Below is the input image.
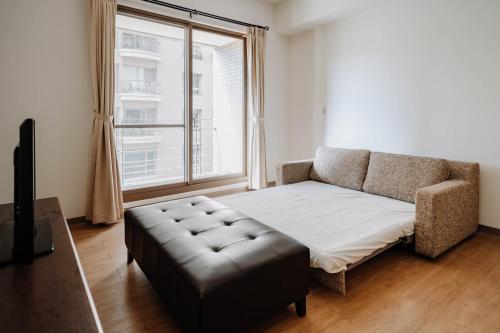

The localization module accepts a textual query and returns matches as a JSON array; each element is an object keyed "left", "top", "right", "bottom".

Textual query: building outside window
[
  {"left": 122, "top": 65, "right": 158, "bottom": 95},
  {"left": 193, "top": 108, "right": 203, "bottom": 175},
  {"left": 193, "top": 45, "right": 203, "bottom": 60},
  {"left": 192, "top": 73, "right": 202, "bottom": 96},
  {"left": 123, "top": 149, "right": 157, "bottom": 181},
  {"left": 121, "top": 32, "right": 159, "bottom": 53},
  {"left": 124, "top": 108, "right": 157, "bottom": 124}
]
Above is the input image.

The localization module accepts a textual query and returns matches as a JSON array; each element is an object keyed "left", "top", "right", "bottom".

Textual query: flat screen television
[
  {"left": 12, "top": 119, "right": 36, "bottom": 263},
  {"left": 0, "top": 119, "right": 53, "bottom": 264}
]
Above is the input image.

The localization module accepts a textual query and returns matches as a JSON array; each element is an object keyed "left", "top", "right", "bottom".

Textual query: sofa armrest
[
  {"left": 276, "top": 160, "right": 314, "bottom": 186},
  {"left": 415, "top": 179, "right": 479, "bottom": 258}
]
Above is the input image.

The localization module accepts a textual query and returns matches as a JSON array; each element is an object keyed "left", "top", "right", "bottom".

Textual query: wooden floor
[{"left": 70, "top": 221, "right": 500, "bottom": 333}]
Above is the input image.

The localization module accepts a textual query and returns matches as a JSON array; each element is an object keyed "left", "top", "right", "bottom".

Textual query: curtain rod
[{"left": 139, "top": 0, "right": 270, "bottom": 30}]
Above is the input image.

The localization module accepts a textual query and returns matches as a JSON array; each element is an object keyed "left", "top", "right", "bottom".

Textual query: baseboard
[
  {"left": 67, "top": 216, "right": 89, "bottom": 226},
  {"left": 71, "top": 181, "right": 276, "bottom": 225},
  {"left": 478, "top": 225, "right": 500, "bottom": 236}
]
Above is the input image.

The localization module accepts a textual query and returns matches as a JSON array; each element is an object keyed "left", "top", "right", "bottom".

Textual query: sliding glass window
[
  {"left": 191, "top": 29, "right": 245, "bottom": 180},
  {"left": 114, "top": 10, "right": 246, "bottom": 192}
]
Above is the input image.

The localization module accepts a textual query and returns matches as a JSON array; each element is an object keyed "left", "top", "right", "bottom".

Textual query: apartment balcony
[
  {"left": 122, "top": 33, "right": 159, "bottom": 52},
  {"left": 119, "top": 80, "right": 162, "bottom": 102},
  {"left": 118, "top": 33, "right": 162, "bottom": 62},
  {"left": 116, "top": 127, "right": 163, "bottom": 144},
  {"left": 120, "top": 127, "right": 157, "bottom": 137},
  {"left": 121, "top": 80, "right": 160, "bottom": 94}
]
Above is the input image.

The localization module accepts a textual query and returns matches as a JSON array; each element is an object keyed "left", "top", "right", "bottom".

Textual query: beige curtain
[
  {"left": 247, "top": 27, "right": 268, "bottom": 190},
  {"left": 86, "top": 0, "right": 123, "bottom": 224}
]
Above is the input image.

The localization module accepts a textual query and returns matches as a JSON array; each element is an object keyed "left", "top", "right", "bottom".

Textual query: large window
[{"left": 115, "top": 9, "right": 246, "bottom": 193}]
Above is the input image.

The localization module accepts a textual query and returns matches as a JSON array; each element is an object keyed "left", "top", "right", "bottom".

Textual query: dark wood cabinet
[{"left": 0, "top": 197, "right": 102, "bottom": 332}]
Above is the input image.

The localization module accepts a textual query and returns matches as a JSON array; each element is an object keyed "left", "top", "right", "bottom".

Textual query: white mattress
[{"left": 218, "top": 181, "right": 415, "bottom": 273}]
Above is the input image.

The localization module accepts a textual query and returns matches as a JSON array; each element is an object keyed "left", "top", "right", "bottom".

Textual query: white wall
[
  {"left": 275, "top": 0, "right": 393, "bottom": 35},
  {"left": 287, "top": 28, "right": 326, "bottom": 160},
  {"left": 0, "top": 0, "right": 288, "bottom": 219},
  {"left": 287, "top": 0, "right": 500, "bottom": 228},
  {"left": 0, "top": 0, "right": 92, "bottom": 219}
]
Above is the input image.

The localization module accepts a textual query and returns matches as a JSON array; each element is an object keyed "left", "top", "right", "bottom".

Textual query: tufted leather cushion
[
  {"left": 309, "top": 146, "right": 371, "bottom": 190},
  {"left": 362, "top": 152, "right": 450, "bottom": 203},
  {"left": 125, "top": 196, "right": 310, "bottom": 333}
]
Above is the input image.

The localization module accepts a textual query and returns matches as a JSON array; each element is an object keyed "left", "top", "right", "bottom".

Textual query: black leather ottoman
[{"left": 125, "top": 195, "right": 309, "bottom": 333}]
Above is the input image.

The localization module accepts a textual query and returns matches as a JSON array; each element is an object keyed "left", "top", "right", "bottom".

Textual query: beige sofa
[{"left": 276, "top": 147, "right": 479, "bottom": 293}]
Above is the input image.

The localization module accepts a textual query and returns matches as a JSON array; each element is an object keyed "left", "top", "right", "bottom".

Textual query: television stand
[
  {"left": 0, "top": 216, "right": 54, "bottom": 264},
  {"left": 0, "top": 197, "right": 102, "bottom": 332}
]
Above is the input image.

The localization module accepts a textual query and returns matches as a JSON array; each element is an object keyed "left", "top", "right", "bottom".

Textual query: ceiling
[{"left": 270, "top": 0, "right": 396, "bottom": 35}]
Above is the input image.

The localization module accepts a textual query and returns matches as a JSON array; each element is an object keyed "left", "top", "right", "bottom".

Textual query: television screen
[
  {"left": 13, "top": 119, "right": 35, "bottom": 263},
  {"left": 0, "top": 119, "right": 52, "bottom": 264}
]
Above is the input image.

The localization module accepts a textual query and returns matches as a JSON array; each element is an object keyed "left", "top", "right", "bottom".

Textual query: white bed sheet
[{"left": 218, "top": 181, "right": 415, "bottom": 273}]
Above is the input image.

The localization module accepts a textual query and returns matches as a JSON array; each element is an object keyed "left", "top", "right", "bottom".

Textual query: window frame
[{"left": 116, "top": 5, "right": 248, "bottom": 202}]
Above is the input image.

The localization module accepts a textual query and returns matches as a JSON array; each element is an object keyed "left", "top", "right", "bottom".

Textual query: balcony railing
[
  {"left": 121, "top": 80, "right": 160, "bottom": 95},
  {"left": 121, "top": 33, "right": 160, "bottom": 53},
  {"left": 119, "top": 128, "right": 158, "bottom": 137}
]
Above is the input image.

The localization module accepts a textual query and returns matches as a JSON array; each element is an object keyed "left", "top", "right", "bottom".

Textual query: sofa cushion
[
  {"left": 309, "top": 147, "right": 371, "bottom": 191},
  {"left": 362, "top": 152, "right": 449, "bottom": 203}
]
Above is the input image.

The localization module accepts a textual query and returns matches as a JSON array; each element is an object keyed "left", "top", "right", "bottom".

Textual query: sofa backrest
[
  {"left": 447, "top": 160, "right": 480, "bottom": 185},
  {"left": 309, "top": 146, "right": 371, "bottom": 191},
  {"left": 362, "top": 152, "right": 449, "bottom": 203}
]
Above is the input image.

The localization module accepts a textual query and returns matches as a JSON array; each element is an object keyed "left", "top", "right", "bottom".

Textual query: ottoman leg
[
  {"left": 295, "top": 297, "right": 306, "bottom": 317},
  {"left": 127, "top": 251, "right": 134, "bottom": 264}
]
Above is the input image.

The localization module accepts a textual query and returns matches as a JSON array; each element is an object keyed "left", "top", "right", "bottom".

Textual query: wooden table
[{"left": 0, "top": 197, "right": 102, "bottom": 332}]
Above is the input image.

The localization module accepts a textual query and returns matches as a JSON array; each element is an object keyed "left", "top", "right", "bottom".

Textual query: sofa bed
[{"left": 218, "top": 147, "right": 480, "bottom": 294}]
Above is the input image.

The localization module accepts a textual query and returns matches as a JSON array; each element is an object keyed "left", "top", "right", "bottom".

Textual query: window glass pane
[
  {"left": 192, "top": 30, "right": 244, "bottom": 179},
  {"left": 115, "top": 14, "right": 187, "bottom": 189},
  {"left": 115, "top": 14, "right": 246, "bottom": 190}
]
